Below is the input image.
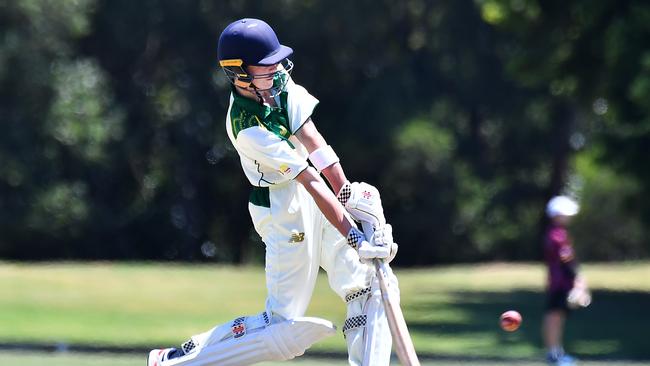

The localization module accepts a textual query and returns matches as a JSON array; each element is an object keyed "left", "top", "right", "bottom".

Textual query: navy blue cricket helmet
[{"left": 218, "top": 18, "right": 294, "bottom": 93}]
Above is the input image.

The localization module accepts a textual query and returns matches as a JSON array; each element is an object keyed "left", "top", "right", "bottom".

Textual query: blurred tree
[
  {"left": 0, "top": 0, "right": 648, "bottom": 263},
  {"left": 477, "top": 0, "right": 650, "bottom": 259},
  {"left": 0, "top": 0, "right": 118, "bottom": 258},
  {"left": 570, "top": 150, "right": 647, "bottom": 260}
]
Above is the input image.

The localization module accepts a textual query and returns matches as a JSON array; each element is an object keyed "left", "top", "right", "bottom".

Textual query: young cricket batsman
[{"left": 147, "top": 18, "right": 399, "bottom": 366}]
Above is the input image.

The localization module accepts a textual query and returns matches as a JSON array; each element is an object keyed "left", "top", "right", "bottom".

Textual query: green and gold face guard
[{"left": 220, "top": 58, "right": 294, "bottom": 97}]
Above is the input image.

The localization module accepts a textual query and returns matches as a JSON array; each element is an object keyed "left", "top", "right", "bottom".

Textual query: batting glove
[
  {"left": 346, "top": 225, "right": 397, "bottom": 263},
  {"left": 337, "top": 181, "right": 386, "bottom": 227},
  {"left": 373, "top": 223, "right": 398, "bottom": 264}
]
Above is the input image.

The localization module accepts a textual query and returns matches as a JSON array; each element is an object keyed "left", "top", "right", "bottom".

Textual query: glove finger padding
[
  {"left": 373, "top": 224, "right": 392, "bottom": 246},
  {"left": 347, "top": 227, "right": 389, "bottom": 263},
  {"left": 358, "top": 242, "right": 390, "bottom": 262},
  {"left": 387, "top": 242, "right": 398, "bottom": 263},
  {"left": 337, "top": 182, "right": 386, "bottom": 227},
  {"left": 373, "top": 224, "right": 398, "bottom": 263},
  {"left": 347, "top": 225, "right": 398, "bottom": 264}
]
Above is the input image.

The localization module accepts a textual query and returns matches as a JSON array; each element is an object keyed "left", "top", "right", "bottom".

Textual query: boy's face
[
  {"left": 552, "top": 215, "right": 572, "bottom": 226},
  {"left": 247, "top": 64, "right": 281, "bottom": 91}
]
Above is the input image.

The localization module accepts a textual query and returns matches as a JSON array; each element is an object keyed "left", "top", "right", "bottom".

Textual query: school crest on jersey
[{"left": 279, "top": 163, "right": 292, "bottom": 175}]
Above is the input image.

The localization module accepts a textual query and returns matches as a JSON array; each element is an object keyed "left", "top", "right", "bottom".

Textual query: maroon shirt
[{"left": 544, "top": 224, "right": 577, "bottom": 292}]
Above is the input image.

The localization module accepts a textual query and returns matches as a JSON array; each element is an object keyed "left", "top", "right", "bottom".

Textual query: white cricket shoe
[{"left": 147, "top": 348, "right": 178, "bottom": 366}]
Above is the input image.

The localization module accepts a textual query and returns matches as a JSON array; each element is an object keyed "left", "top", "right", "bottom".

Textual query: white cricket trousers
[{"left": 248, "top": 181, "right": 374, "bottom": 320}]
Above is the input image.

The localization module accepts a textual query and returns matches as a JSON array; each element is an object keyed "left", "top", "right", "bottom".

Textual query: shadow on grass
[{"left": 405, "top": 289, "right": 650, "bottom": 360}]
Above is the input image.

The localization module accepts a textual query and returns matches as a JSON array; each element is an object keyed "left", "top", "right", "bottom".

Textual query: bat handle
[
  {"left": 360, "top": 221, "right": 375, "bottom": 242},
  {"left": 360, "top": 220, "right": 386, "bottom": 277},
  {"left": 360, "top": 221, "right": 390, "bottom": 278}
]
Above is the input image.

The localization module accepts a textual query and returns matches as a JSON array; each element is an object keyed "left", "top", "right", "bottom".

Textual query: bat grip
[
  {"left": 360, "top": 220, "right": 390, "bottom": 290},
  {"left": 360, "top": 221, "right": 375, "bottom": 243}
]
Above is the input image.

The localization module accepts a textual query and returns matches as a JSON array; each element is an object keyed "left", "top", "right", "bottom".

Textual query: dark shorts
[{"left": 546, "top": 289, "right": 570, "bottom": 312}]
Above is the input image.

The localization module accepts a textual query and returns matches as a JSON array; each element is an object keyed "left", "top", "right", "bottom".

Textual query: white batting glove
[
  {"left": 337, "top": 181, "right": 386, "bottom": 227},
  {"left": 346, "top": 225, "right": 398, "bottom": 264},
  {"left": 374, "top": 223, "right": 398, "bottom": 264},
  {"left": 347, "top": 227, "right": 389, "bottom": 263}
]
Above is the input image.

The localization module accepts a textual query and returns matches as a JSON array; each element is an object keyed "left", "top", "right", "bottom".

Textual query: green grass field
[
  {"left": 1, "top": 261, "right": 649, "bottom": 363},
  {"left": 1, "top": 351, "right": 649, "bottom": 366}
]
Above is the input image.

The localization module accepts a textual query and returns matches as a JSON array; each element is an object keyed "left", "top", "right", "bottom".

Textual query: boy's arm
[
  {"left": 557, "top": 241, "right": 578, "bottom": 281},
  {"left": 294, "top": 119, "right": 396, "bottom": 262},
  {"left": 294, "top": 118, "right": 347, "bottom": 193},
  {"left": 295, "top": 167, "right": 392, "bottom": 261},
  {"left": 295, "top": 118, "right": 387, "bottom": 228},
  {"left": 294, "top": 166, "right": 352, "bottom": 237}
]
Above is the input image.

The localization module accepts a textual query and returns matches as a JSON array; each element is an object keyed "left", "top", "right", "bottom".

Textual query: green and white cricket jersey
[
  {"left": 223, "top": 77, "right": 373, "bottom": 322},
  {"left": 225, "top": 77, "right": 318, "bottom": 207}
]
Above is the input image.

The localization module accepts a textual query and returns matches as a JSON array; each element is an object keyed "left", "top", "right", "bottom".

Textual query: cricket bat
[{"left": 361, "top": 221, "right": 421, "bottom": 366}]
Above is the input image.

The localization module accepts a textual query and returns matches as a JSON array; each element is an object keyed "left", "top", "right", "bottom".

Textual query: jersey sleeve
[
  {"left": 236, "top": 126, "right": 309, "bottom": 181},
  {"left": 548, "top": 228, "right": 575, "bottom": 263},
  {"left": 548, "top": 227, "right": 578, "bottom": 280},
  {"left": 286, "top": 79, "right": 319, "bottom": 133}
]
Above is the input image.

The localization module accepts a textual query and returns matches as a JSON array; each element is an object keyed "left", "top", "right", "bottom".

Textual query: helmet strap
[{"left": 252, "top": 85, "right": 265, "bottom": 105}]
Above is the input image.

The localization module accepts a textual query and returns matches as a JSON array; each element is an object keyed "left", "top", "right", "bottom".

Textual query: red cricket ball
[{"left": 500, "top": 310, "right": 522, "bottom": 332}]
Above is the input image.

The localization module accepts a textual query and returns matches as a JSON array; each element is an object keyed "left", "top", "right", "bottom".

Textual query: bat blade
[
  {"left": 361, "top": 221, "right": 420, "bottom": 366},
  {"left": 374, "top": 259, "right": 421, "bottom": 366}
]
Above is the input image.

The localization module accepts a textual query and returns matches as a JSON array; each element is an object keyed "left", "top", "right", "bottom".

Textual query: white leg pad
[
  {"left": 344, "top": 268, "right": 399, "bottom": 366},
  {"left": 163, "top": 313, "right": 336, "bottom": 366}
]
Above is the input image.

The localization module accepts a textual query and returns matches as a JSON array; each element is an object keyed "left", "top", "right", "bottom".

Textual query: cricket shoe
[
  {"left": 148, "top": 348, "right": 183, "bottom": 366},
  {"left": 546, "top": 353, "right": 577, "bottom": 366}
]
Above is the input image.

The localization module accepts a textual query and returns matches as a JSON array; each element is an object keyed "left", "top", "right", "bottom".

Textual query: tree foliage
[{"left": 0, "top": 0, "right": 648, "bottom": 263}]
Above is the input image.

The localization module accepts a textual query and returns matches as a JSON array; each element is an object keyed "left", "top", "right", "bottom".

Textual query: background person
[{"left": 542, "top": 195, "right": 590, "bottom": 366}]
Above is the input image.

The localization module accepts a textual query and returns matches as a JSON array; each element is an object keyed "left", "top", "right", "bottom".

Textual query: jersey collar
[{"left": 231, "top": 87, "right": 275, "bottom": 118}]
